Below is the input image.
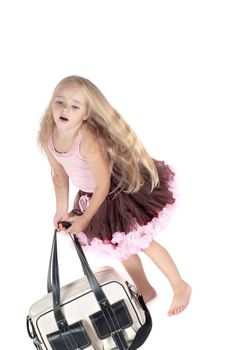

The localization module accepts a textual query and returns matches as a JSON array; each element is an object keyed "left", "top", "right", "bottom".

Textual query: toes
[
  {"left": 175, "top": 305, "right": 183, "bottom": 314},
  {"left": 174, "top": 308, "right": 179, "bottom": 315},
  {"left": 168, "top": 305, "right": 185, "bottom": 316}
]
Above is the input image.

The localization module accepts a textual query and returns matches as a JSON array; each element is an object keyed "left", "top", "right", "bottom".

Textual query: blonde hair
[{"left": 38, "top": 75, "right": 159, "bottom": 193}]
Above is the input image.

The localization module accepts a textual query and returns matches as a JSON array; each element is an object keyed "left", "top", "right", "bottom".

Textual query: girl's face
[{"left": 52, "top": 82, "right": 88, "bottom": 131}]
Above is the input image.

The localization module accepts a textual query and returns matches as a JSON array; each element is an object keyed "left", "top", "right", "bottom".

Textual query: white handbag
[{"left": 26, "top": 226, "right": 152, "bottom": 350}]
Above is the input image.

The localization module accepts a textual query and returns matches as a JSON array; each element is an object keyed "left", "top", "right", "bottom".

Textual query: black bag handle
[{"left": 47, "top": 224, "right": 152, "bottom": 349}]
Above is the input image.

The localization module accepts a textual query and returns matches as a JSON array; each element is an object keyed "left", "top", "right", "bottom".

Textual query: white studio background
[{"left": 0, "top": 0, "right": 231, "bottom": 349}]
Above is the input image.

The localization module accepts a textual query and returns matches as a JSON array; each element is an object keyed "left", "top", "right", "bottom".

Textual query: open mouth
[{"left": 59, "top": 116, "right": 69, "bottom": 122}]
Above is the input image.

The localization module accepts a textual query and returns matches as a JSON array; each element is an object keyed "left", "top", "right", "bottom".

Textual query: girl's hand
[
  {"left": 54, "top": 211, "right": 69, "bottom": 230},
  {"left": 65, "top": 215, "right": 89, "bottom": 234}
]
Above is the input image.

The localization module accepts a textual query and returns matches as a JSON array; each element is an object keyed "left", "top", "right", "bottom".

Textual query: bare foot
[
  {"left": 168, "top": 280, "right": 192, "bottom": 316},
  {"left": 141, "top": 287, "right": 157, "bottom": 303}
]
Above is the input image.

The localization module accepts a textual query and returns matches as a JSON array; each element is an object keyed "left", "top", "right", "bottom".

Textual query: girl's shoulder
[
  {"left": 79, "top": 126, "right": 98, "bottom": 157},
  {"left": 79, "top": 125, "right": 96, "bottom": 147},
  {"left": 79, "top": 126, "right": 107, "bottom": 158}
]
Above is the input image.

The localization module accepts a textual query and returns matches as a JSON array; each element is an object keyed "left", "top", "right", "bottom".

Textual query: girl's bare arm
[
  {"left": 79, "top": 130, "right": 111, "bottom": 224},
  {"left": 43, "top": 144, "right": 69, "bottom": 223}
]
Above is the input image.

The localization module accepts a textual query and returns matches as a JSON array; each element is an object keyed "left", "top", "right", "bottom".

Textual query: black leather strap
[
  {"left": 128, "top": 295, "right": 152, "bottom": 350},
  {"left": 71, "top": 234, "right": 107, "bottom": 302},
  {"left": 48, "top": 230, "right": 69, "bottom": 328}
]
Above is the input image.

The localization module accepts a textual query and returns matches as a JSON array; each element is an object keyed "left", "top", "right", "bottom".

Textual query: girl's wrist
[{"left": 56, "top": 208, "right": 68, "bottom": 214}]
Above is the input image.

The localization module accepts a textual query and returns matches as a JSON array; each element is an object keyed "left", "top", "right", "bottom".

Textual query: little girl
[{"left": 38, "top": 75, "right": 191, "bottom": 316}]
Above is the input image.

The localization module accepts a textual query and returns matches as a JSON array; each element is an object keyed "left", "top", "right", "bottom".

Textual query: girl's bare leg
[
  {"left": 121, "top": 254, "right": 157, "bottom": 302},
  {"left": 142, "top": 240, "right": 192, "bottom": 316}
]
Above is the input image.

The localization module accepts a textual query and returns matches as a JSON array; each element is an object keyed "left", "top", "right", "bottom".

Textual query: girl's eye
[
  {"left": 72, "top": 105, "right": 80, "bottom": 109},
  {"left": 56, "top": 101, "right": 63, "bottom": 105}
]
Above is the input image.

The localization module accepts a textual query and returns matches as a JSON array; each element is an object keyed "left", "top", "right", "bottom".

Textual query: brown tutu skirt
[{"left": 69, "top": 159, "right": 176, "bottom": 260}]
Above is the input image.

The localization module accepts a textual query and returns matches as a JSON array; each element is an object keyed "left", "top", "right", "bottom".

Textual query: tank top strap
[
  {"left": 48, "top": 133, "right": 54, "bottom": 153},
  {"left": 48, "top": 130, "right": 85, "bottom": 159}
]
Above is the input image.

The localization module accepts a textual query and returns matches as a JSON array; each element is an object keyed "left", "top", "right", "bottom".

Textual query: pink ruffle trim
[{"left": 75, "top": 202, "right": 176, "bottom": 261}]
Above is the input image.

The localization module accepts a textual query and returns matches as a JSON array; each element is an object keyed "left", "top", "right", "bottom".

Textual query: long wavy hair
[{"left": 38, "top": 76, "right": 159, "bottom": 193}]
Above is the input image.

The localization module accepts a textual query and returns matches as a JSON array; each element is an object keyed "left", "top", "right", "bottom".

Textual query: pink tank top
[{"left": 48, "top": 132, "right": 98, "bottom": 192}]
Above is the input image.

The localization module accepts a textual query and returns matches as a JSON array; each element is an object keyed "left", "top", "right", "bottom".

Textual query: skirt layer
[{"left": 70, "top": 159, "right": 176, "bottom": 260}]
